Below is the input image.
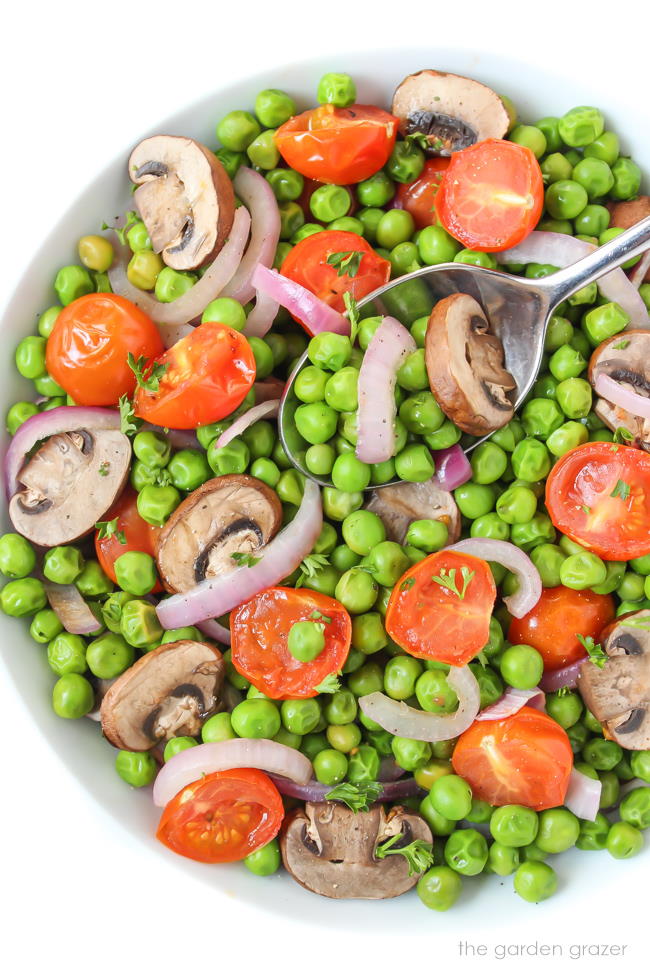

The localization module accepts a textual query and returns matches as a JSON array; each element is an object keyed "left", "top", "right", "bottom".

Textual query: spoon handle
[{"left": 537, "top": 215, "right": 650, "bottom": 308}]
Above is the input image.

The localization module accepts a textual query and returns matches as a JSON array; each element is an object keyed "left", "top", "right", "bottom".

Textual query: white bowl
[{"left": 1, "top": 46, "right": 647, "bottom": 931}]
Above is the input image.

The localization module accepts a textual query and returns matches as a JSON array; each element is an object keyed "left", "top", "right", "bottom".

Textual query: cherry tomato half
[
  {"left": 435, "top": 139, "right": 544, "bottom": 252},
  {"left": 275, "top": 104, "right": 398, "bottom": 185},
  {"left": 95, "top": 487, "right": 161, "bottom": 592},
  {"left": 385, "top": 551, "right": 496, "bottom": 666},
  {"left": 156, "top": 768, "right": 283, "bottom": 863},
  {"left": 133, "top": 321, "right": 255, "bottom": 430},
  {"left": 395, "top": 158, "right": 450, "bottom": 229},
  {"left": 508, "top": 586, "right": 615, "bottom": 671},
  {"left": 46, "top": 293, "right": 164, "bottom": 406},
  {"left": 545, "top": 441, "right": 650, "bottom": 561},
  {"left": 452, "top": 707, "right": 573, "bottom": 810},
  {"left": 230, "top": 587, "right": 351, "bottom": 699}
]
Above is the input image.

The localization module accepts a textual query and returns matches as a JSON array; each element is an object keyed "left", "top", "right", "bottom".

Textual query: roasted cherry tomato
[
  {"left": 385, "top": 551, "right": 496, "bottom": 666},
  {"left": 395, "top": 158, "right": 450, "bottom": 229},
  {"left": 95, "top": 487, "right": 161, "bottom": 591},
  {"left": 275, "top": 104, "right": 398, "bottom": 184},
  {"left": 452, "top": 707, "right": 573, "bottom": 810},
  {"left": 156, "top": 768, "right": 283, "bottom": 863},
  {"left": 545, "top": 441, "right": 650, "bottom": 561},
  {"left": 280, "top": 230, "right": 390, "bottom": 330},
  {"left": 46, "top": 293, "right": 164, "bottom": 406},
  {"left": 435, "top": 139, "right": 544, "bottom": 251},
  {"left": 508, "top": 586, "right": 615, "bottom": 671},
  {"left": 133, "top": 321, "right": 255, "bottom": 430},
  {"left": 230, "top": 587, "right": 351, "bottom": 698}
]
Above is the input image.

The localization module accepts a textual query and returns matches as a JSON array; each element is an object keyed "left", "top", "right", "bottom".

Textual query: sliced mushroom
[
  {"left": 392, "top": 70, "right": 509, "bottom": 155},
  {"left": 425, "top": 293, "right": 515, "bottom": 436},
  {"left": 8, "top": 429, "right": 130, "bottom": 547},
  {"left": 281, "top": 802, "right": 432, "bottom": 899},
  {"left": 100, "top": 640, "right": 225, "bottom": 750},
  {"left": 366, "top": 477, "right": 461, "bottom": 544},
  {"left": 577, "top": 609, "right": 650, "bottom": 749},
  {"left": 155, "top": 475, "right": 282, "bottom": 593},
  {"left": 608, "top": 197, "right": 650, "bottom": 283},
  {"left": 129, "top": 135, "right": 235, "bottom": 271},
  {"left": 589, "top": 329, "right": 650, "bottom": 450}
]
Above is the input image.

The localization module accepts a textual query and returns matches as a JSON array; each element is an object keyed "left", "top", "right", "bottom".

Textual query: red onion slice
[
  {"left": 254, "top": 378, "right": 286, "bottom": 403},
  {"left": 244, "top": 288, "right": 280, "bottom": 338},
  {"left": 268, "top": 775, "right": 422, "bottom": 805},
  {"left": 157, "top": 322, "right": 194, "bottom": 349},
  {"left": 252, "top": 264, "right": 350, "bottom": 336},
  {"left": 107, "top": 206, "right": 251, "bottom": 326},
  {"left": 4, "top": 405, "right": 121, "bottom": 499},
  {"left": 564, "top": 767, "right": 602, "bottom": 821},
  {"left": 594, "top": 372, "right": 650, "bottom": 420},
  {"left": 215, "top": 399, "right": 280, "bottom": 448},
  {"left": 476, "top": 686, "right": 545, "bottom": 721},
  {"left": 432, "top": 445, "right": 472, "bottom": 491},
  {"left": 44, "top": 582, "right": 100, "bottom": 635},
  {"left": 359, "top": 666, "right": 480, "bottom": 742},
  {"left": 539, "top": 657, "right": 587, "bottom": 692},
  {"left": 156, "top": 479, "right": 322, "bottom": 628},
  {"left": 445, "top": 537, "right": 542, "bottom": 618},
  {"left": 141, "top": 423, "right": 199, "bottom": 450},
  {"left": 153, "top": 738, "right": 313, "bottom": 808},
  {"left": 356, "top": 317, "right": 416, "bottom": 464},
  {"left": 196, "top": 618, "right": 231, "bottom": 646},
  {"left": 222, "top": 168, "right": 282, "bottom": 304},
  {"left": 497, "top": 231, "right": 649, "bottom": 326},
  {"left": 631, "top": 250, "right": 650, "bottom": 289}
]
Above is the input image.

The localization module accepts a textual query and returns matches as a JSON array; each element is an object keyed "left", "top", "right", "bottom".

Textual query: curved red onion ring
[
  {"left": 268, "top": 775, "right": 422, "bottom": 804},
  {"left": 432, "top": 445, "right": 472, "bottom": 491},
  {"left": 252, "top": 264, "right": 350, "bottom": 336},
  {"left": 244, "top": 288, "right": 280, "bottom": 339},
  {"left": 254, "top": 378, "right": 286, "bottom": 403},
  {"left": 539, "top": 657, "right": 587, "bottom": 692},
  {"left": 215, "top": 399, "right": 280, "bottom": 448},
  {"left": 222, "top": 168, "right": 281, "bottom": 304},
  {"left": 359, "top": 666, "right": 480, "bottom": 742},
  {"left": 141, "top": 423, "right": 199, "bottom": 450},
  {"left": 4, "top": 405, "right": 121, "bottom": 499},
  {"left": 476, "top": 686, "right": 545, "bottom": 721},
  {"left": 153, "top": 738, "right": 313, "bottom": 808},
  {"left": 196, "top": 618, "right": 231, "bottom": 646},
  {"left": 497, "top": 231, "right": 649, "bottom": 326},
  {"left": 356, "top": 317, "right": 416, "bottom": 464},
  {"left": 564, "top": 767, "right": 602, "bottom": 821},
  {"left": 107, "top": 206, "right": 251, "bottom": 326},
  {"left": 445, "top": 537, "right": 542, "bottom": 618},
  {"left": 378, "top": 757, "right": 406, "bottom": 782},
  {"left": 594, "top": 372, "right": 650, "bottom": 420},
  {"left": 156, "top": 479, "right": 322, "bottom": 628},
  {"left": 44, "top": 581, "right": 100, "bottom": 635}
]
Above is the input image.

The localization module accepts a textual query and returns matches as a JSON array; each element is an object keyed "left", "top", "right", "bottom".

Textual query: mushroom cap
[
  {"left": 366, "top": 477, "right": 461, "bottom": 545},
  {"left": 281, "top": 802, "right": 432, "bottom": 899},
  {"left": 8, "top": 429, "right": 131, "bottom": 547},
  {"left": 607, "top": 196, "right": 650, "bottom": 282},
  {"left": 589, "top": 330, "right": 650, "bottom": 450},
  {"left": 100, "top": 640, "right": 225, "bottom": 750},
  {"left": 155, "top": 475, "right": 283, "bottom": 594},
  {"left": 129, "top": 135, "right": 235, "bottom": 271},
  {"left": 425, "top": 293, "right": 515, "bottom": 436},
  {"left": 392, "top": 70, "right": 509, "bottom": 155},
  {"left": 578, "top": 609, "right": 650, "bottom": 749}
]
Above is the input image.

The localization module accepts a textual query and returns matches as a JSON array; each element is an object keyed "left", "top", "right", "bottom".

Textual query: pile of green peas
[{"left": 3, "top": 72, "right": 650, "bottom": 904}]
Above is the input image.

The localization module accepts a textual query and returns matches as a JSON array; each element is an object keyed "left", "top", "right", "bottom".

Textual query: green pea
[
  {"left": 498, "top": 644, "right": 543, "bottom": 690},
  {"left": 392, "top": 735, "right": 432, "bottom": 772},
  {"left": 120, "top": 599, "right": 163, "bottom": 648},
  {"left": 85, "top": 632, "right": 134, "bottom": 679},
  {"left": 606, "top": 820, "right": 644, "bottom": 859},
  {"left": 619, "top": 787, "right": 650, "bottom": 830},
  {"left": 54, "top": 264, "right": 94, "bottom": 305},
  {"left": 29, "top": 608, "right": 63, "bottom": 644},
  {"left": 453, "top": 483, "right": 495, "bottom": 521},
  {"left": 533, "top": 115, "right": 561, "bottom": 151},
  {"left": 356, "top": 172, "right": 395, "bottom": 208},
  {"left": 310, "top": 184, "right": 351, "bottom": 223},
  {"left": 554, "top": 377, "right": 591, "bottom": 420},
  {"left": 548, "top": 345, "right": 586, "bottom": 383},
  {"left": 364, "top": 541, "right": 410, "bottom": 588},
  {"left": 521, "top": 397, "right": 564, "bottom": 439},
  {"left": 560, "top": 551, "right": 607, "bottom": 590},
  {"left": 510, "top": 124, "right": 546, "bottom": 158},
  {"left": 325, "top": 367, "right": 359, "bottom": 412},
  {"left": 540, "top": 152, "right": 573, "bottom": 184},
  {"left": 316, "top": 71, "right": 356, "bottom": 107},
  {"left": 266, "top": 167, "right": 304, "bottom": 203},
  {"left": 287, "top": 620, "right": 325, "bottom": 663},
  {"left": 544, "top": 689, "right": 583, "bottom": 729},
  {"left": 136, "top": 484, "right": 181, "bottom": 526},
  {"left": 308, "top": 332, "right": 351, "bottom": 372},
  {"left": 453, "top": 249, "right": 497, "bottom": 268},
  {"left": 278, "top": 698, "right": 321, "bottom": 738},
  {"left": 513, "top": 860, "right": 557, "bottom": 902},
  {"left": 583, "top": 301, "right": 630, "bottom": 345},
  {"left": 444, "top": 828, "right": 488, "bottom": 876},
  {"left": 487, "top": 843, "right": 520, "bottom": 876},
  {"left": 207, "top": 435, "right": 251, "bottom": 477},
  {"left": 0, "top": 533, "right": 36, "bottom": 579},
  {"left": 160, "top": 737, "right": 197, "bottom": 762},
  {"left": 584, "top": 739, "right": 624, "bottom": 774},
  {"left": 6, "top": 400, "right": 39, "bottom": 435},
  {"left": 545, "top": 180, "right": 589, "bottom": 220},
  {"left": 154, "top": 267, "right": 196, "bottom": 303},
  {"left": 166, "top": 448, "right": 211, "bottom": 492},
  {"left": 351, "top": 612, "right": 387, "bottom": 655},
  {"left": 610, "top": 157, "right": 642, "bottom": 200},
  {"left": 393, "top": 444, "right": 434, "bottom": 483},
  {"left": 512, "top": 438, "right": 551, "bottom": 481},
  {"left": 347, "top": 661, "right": 383, "bottom": 697},
  {"left": 630, "top": 751, "right": 650, "bottom": 783},
  {"left": 417, "top": 225, "right": 462, "bottom": 264},
  {"left": 470, "top": 443, "right": 508, "bottom": 485},
  {"left": 388, "top": 140, "right": 426, "bottom": 184},
  {"left": 326, "top": 722, "right": 362, "bottom": 752},
  {"left": 572, "top": 157, "right": 615, "bottom": 200},
  {"left": 404, "top": 519, "right": 448, "bottom": 554},
  {"left": 430, "top": 775, "right": 473, "bottom": 820},
  {"left": 573, "top": 204, "right": 610, "bottom": 238},
  {"left": 303, "top": 445, "right": 333, "bottom": 477},
  {"left": 329, "top": 545, "right": 358, "bottom": 574},
  {"left": 342, "top": 510, "right": 385, "bottom": 557},
  {"left": 490, "top": 805, "right": 539, "bottom": 848},
  {"left": 510, "top": 513, "right": 554, "bottom": 552},
  {"left": 36, "top": 305, "right": 61, "bottom": 339},
  {"left": 46, "top": 632, "right": 87, "bottom": 676},
  {"left": 374, "top": 209, "right": 414, "bottom": 250},
  {"left": 532, "top": 372, "right": 558, "bottom": 400},
  {"left": 0, "top": 577, "right": 47, "bottom": 617},
  {"left": 415, "top": 670, "right": 458, "bottom": 715},
  {"left": 383, "top": 655, "right": 422, "bottom": 700},
  {"left": 15, "top": 335, "right": 47, "bottom": 379},
  {"left": 591, "top": 560, "right": 625, "bottom": 596},
  {"left": 246, "top": 128, "right": 280, "bottom": 169},
  {"left": 201, "top": 712, "right": 236, "bottom": 743},
  {"left": 417, "top": 865, "right": 462, "bottom": 911},
  {"left": 321, "top": 488, "right": 362, "bottom": 524},
  {"left": 576, "top": 811, "right": 610, "bottom": 851},
  {"left": 419, "top": 794, "right": 457, "bottom": 836},
  {"left": 201, "top": 297, "right": 247, "bottom": 332},
  {"left": 330, "top": 453, "right": 370, "bottom": 492},
  {"left": 112, "top": 551, "right": 156, "bottom": 597},
  {"left": 558, "top": 106, "right": 604, "bottom": 147},
  {"left": 399, "top": 392, "right": 444, "bottom": 435},
  {"left": 52, "top": 673, "right": 94, "bottom": 719},
  {"left": 617, "top": 571, "right": 645, "bottom": 603},
  {"left": 495, "top": 485, "right": 537, "bottom": 525},
  {"left": 534, "top": 808, "right": 580, "bottom": 854},
  {"left": 217, "top": 110, "right": 260, "bottom": 152},
  {"left": 115, "top": 749, "right": 156, "bottom": 787},
  {"left": 100, "top": 592, "right": 135, "bottom": 634},
  {"left": 230, "top": 699, "right": 281, "bottom": 739},
  {"left": 254, "top": 88, "right": 295, "bottom": 127}
]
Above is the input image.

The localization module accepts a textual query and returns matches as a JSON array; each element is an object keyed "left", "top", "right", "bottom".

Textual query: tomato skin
[
  {"left": 156, "top": 768, "right": 283, "bottom": 864},
  {"left": 508, "top": 586, "right": 615, "bottom": 670},
  {"left": 95, "top": 487, "right": 161, "bottom": 592},
  {"left": 46, "top": 293, "right": 164, "bottom": 406},
  {"left": 133, "top": 322, "right": 255, "bottom": 430},
  {"left": 230, "top": 587, "right": 351, "bottom": 699},
  {"left": 435, "top": 139, "right": 544, "bottom": 251},
  {"left": 545, "top": 442, "right": 650, "bottom": 561},
  {"left": 280, "top": 230, "right": 390, "bottom": 328},
  {"left": 395, "top": 158, "right": 450, "bottom": 229},
  {"left": 385, "top": 551, "right": 496, "bottom": 666},
  {"left": 452, "top": 707, "right": 573, "bottom": 811},
  {"left": 275, "top": 104, "right": 398, "bottom": 184}
]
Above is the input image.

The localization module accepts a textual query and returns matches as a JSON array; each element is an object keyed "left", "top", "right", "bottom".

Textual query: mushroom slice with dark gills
[
  {"left": 100, "top": 640, "right": 225, "bottom": 750},
  {"left": 392, "top": 70, "right": 510, "bottom": 155},
  {"left": 281, "top": 802, "right": 433, "bottom": 899},
  {"left": 425, "top": 293, "right": 515, "bottom": 436},
  {"left": 366, "top": 477, "right": 461, "bottom": 545},
  {"left": 578, "top": 609, "right": 650, "bottom": 749},
  {"left": 589, "top": 329, "right": 650, "bottom": 451},
  {"left": 128, "top": 135, "right": 235, "bottom": 272},
  {"left": 8, "top": 428, "right": 130, "bottom": 547},
  {"left": 155, "top": 475, "right": 283, "bottom": 594}
]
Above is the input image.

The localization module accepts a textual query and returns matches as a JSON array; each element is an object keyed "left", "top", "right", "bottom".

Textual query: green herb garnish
[
  {"left": 431, "top": 566, "right": 475, "bottom": 600},
  {"left": 375, "top": 835, "right": 435, "bottom": 876},
  {"left": 610, "top": 479, "right": 631, "bottom": 501},
  {"left": 127, "top": 353, "right": 168, "bottom": 392},
  {"left": 614, "top": 427, "right": 634, "bottom": 444},
  {"left": 95, "top": 518, "right": 126, "bottom": 544},
  {"left": 118, "top": 395, "right": 141, "bottom": 437},
  {"left": 309, "top": 609, "right": 332, "bottom": 624},
  {"left": 231, "top": 552, "right": 261, "bottom": 568},
  {"left": 314, "top": 673, "right": 341, "bottom": 694},
  {"left": 296, "top": 553, "right": 331, "bottom": 586},
  {"left": 325, "top": 780, "right": 382, "bottom": 813},
  {"left": 577, "top": 633, "right": 607, "bottom": 668},
  {"left": 343, "top": 291, "right": 360, "bottom": 345},
  {"left": 327, "top": 250, "right": 364, "bottom": 278}
]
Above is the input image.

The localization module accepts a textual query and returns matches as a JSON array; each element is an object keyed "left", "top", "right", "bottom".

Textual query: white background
[{"left": 0, "top": 2, "right": 647, "bottom": 972}]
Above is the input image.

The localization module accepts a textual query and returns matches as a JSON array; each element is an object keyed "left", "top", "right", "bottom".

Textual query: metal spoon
[{"left": 279, "top": 216, "right": 650, "bottom": 490}]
